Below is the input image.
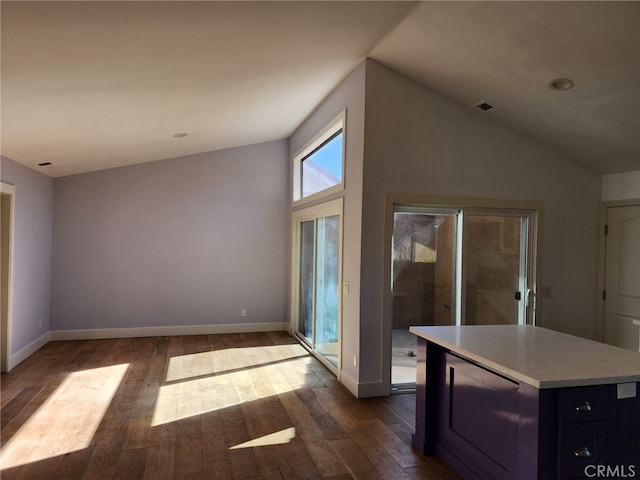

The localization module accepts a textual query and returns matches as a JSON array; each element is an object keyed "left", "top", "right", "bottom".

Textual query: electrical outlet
[
  {"left": 240, "top": 309, "right": 247, "bottom": 317},
  {"left": 617, "top": 382, "right": 637, "bottom": 399}
]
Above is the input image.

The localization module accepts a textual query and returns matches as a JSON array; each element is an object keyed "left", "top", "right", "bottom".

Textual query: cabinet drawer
[
  {"left": 558, "top": 422, "right": 608, "bottom": 480},
  {"left": 558, "top": 386, "right": 608, "bottom": 424}
]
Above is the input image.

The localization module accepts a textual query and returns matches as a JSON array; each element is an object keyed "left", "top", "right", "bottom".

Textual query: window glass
[
  {"left": 293, "top": 111, "right": 345, "bottom": 204},
  {"left": 301, "top": 132, "right": 343, "bottom": 199}
]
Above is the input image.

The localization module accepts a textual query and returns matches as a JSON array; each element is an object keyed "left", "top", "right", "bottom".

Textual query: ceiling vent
[
  {"left": 474, "top": 101, "right": 494, "bottom": 111},
  {"left": 37, "top": 162, "right": 52, "bottom": 167}
]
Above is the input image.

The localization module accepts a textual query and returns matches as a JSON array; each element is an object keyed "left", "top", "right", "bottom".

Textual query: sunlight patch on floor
[
  {"left": 229, "top": 427, "right": 296, "bottom": 450},
  {"left": 165, "top": 344, "right": 309, "bottom": 382},
  {"left": 152, "top": 345, "right": 311, "bottom": 426},
  {"left": 0, "top": 363, "right": 129, "bottom": 470}
]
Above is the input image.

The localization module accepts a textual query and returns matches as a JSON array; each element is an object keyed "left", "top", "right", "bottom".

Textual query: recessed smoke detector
[
  {"left": 474, "top": 101, "right": 494, "bottom": 111},
  {"left": 549, "top": 78, "right": 574, "bottom": 91},
  {"left": 172, "top": 132, "right": 188, "bottom": 138},
  {"left": 37, "top": 162, "right": 52, "bottom": 167}
]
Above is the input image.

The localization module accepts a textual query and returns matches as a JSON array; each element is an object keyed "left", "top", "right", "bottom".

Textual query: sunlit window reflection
[
  {"left": 165, "top": 344, "right": 309, "bottom": 382},
  {"left": 0, "top": 363, "right": 129, "bottom": 470},
  {"left": 153, "top": 345, "right": 310, "bottom": 426}
]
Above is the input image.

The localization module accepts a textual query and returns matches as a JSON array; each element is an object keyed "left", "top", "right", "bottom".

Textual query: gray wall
[
  {"left": 0, "top": 156, "right": 53, "bottom": 355},
  {"left": 51, "top": 140, "right": 289, "bottom": 331},
  {"left": 361, "top": 60, "right": 601, "bottom": 388},
  {"left": 288, "top": 59, "right": 603, "bottom": 396},
  {"left": 602, "top": 170, "right": 640, "bottom": 201}
]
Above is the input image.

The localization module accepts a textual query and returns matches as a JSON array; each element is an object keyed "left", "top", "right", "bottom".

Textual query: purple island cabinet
[{"left": 410, "top": 325, "right": 640, "bottom": 480}]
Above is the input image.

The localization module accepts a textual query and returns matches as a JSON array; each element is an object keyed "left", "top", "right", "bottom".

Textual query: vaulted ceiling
[{"left": 2, "top": 1, "right": 639, "bottom": 178}]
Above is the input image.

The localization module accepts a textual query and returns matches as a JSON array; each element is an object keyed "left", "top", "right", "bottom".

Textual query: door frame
[
  {"left": 383, "top": 194, "right": 543, "bottom": 395},
  {"left": 291, "top": 197, "right": 343, "bottom": 376},
  {"left": 596, "top": 199, "right": 640, "bottom": 343},
  {"left": 1, "top": 182, "right": 15, "bottom": 373}
]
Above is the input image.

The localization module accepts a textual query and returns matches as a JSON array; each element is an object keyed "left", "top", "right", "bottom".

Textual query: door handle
[{"left": 515, "top": 289, "right": 533, "bottom": 306}]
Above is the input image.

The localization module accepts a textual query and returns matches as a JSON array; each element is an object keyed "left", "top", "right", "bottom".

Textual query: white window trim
[{"left": 293, "top": 110, "right": 346, "bottom": 206}]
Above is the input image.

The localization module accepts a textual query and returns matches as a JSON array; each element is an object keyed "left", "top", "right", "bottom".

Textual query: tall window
[
  {"left": 291, "top": 112, "right": 346, "bottom": 373},
  {"left": 293, "top": 111, "right": 345, "bottom": 204}
]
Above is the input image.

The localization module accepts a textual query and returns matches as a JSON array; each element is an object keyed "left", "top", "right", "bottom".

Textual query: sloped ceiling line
[{"left": 1, "top": 1, "right": 638, "bottom": 177}]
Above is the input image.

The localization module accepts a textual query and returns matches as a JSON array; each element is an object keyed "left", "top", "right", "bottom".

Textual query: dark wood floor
[{"left": 1, "top": 332, "right": 462, "bottom": 479}]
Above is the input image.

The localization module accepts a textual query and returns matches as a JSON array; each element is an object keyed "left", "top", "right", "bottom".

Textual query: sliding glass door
[
  {"left": 391, "top": 209, "right": 457, "bottom": 388},
  {"left": 390, "top": 206, "right": 536, "bottom": 390},
  {"left": 462, "top": 212, "right": 532, "bottom": 326},
  {"left": 293, "top": 199, "right": 342, "bottom": 371},
  {"left": 298, "top": 220, "right": 315, "bottom": 341}
]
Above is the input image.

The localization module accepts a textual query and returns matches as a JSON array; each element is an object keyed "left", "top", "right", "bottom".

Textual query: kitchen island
[{"left": 410, "top": 325, "right": 640, "bottom": 480}]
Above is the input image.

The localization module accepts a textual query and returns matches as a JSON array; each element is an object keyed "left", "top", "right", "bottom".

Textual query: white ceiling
[{"left": 2, "top": 1, "right": 639, "bottom": 178}]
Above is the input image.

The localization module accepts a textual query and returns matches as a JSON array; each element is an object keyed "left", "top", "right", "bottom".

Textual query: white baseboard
[
  {"left": 49, "top": 322, "right": 290, "bottom": 341},
  {"left": 11, "top": 326, "right": 387, "bottom": 398},
  {"left": 339, "top": 370, "right": 360, "bottom": 397},
  {"left": 339, "top": 370, "right": 385, "bottom": 398},
  {"left": 358, "top": 382, "right": 389, "bottom": 398},
  {"left": 356, "top": 380, "right": 386, "bottom": 398},
  {"left": 9, "top": 331, "right": 51, "bottom": 371}
]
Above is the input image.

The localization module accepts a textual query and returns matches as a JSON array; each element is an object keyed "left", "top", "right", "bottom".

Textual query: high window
[{"left": 293, "top": 111, "right": 345, "bottom": 204}]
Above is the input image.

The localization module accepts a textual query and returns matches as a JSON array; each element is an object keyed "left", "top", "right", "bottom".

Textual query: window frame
[{"left": 293, "top": 110, "right": 345, "bottom": 206}]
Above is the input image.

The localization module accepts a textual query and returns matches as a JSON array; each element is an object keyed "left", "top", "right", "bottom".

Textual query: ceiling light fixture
[
  {"left": 549, "top": 78, "right": 574, "bottom": 91},
  {"left": 172, "top": 133, "right": 188, "bottom": 138}
]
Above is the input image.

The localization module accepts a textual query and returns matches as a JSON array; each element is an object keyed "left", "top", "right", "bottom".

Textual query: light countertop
[{"left": 410, "top": 325, "right": 640, "bottom": 389}]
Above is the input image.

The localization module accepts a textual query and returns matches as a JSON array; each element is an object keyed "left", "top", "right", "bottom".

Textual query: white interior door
[{"left": 604, "top": 205, "right": 640, "bottom": 352}]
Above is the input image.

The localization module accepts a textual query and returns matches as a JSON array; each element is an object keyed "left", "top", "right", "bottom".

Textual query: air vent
[
  {"left": 37, "top": 162, "right": 52, "bottom": 167},
  {"left": 474, "top": 101, "right": 494, "bottom": 111}
]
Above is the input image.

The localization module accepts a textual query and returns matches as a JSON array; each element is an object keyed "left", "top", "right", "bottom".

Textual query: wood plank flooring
[{"left": 0, "top": 332, "right": 462, "bottom": 480}]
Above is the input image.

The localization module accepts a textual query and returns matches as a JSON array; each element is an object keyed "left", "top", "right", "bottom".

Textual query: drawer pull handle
[
  {"left": 574, "top": 447, "right": 592, "bottom": 458},
  {"left": 573, "top": 401, "right": 592, "bottom": 412}
]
